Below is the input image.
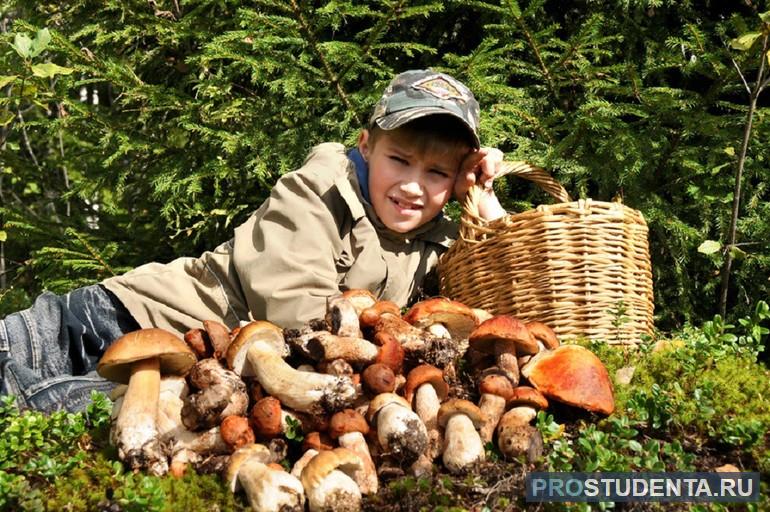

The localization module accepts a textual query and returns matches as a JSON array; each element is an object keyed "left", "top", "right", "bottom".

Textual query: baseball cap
[{"left": 369, "top": 69, "right": 481, "bottom": 149}]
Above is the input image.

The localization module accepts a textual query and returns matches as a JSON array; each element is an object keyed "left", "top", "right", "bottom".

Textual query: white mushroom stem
[
  {"left": 337, "top": 431, "right": 377, "bottom": 495},
  {"left": 243, "top": 341, "right": 358, "bottom": 415},
  {"left": 306, "top": 332, "right": 379, "bottom": 364},
  {"left": 114, "top": 357, "right": 168, "bottom": 476},
  {"left": 238, "top": 463, "right": 305, "bottom": 512},
  {"left": 427, "top": 323, "right": 451, "bottom": 338},
  {"left": 306, "top": 469, "right": 361, "bottom": 512},
  {"left": 478, "top": 393, "right": 507, "bottom": 444},
  {"left": 376, "top": 402, "right": 428, "bottom": 463},
  {"left": 442, "top": 413, "right": 485, "bottom": 473},
  {"left": 413, "top": 384, "right": 443, "bottom": 460}
]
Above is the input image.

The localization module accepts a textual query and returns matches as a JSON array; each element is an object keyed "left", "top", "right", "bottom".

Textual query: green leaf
[
  {"left": 0, "top": 230, "right": 6, "bottom": 242},
  {"left": 759, "top": 10, "right": 770, "bottom": 23},
  {"left": 723, "top": 146, "right": 735, "bottom": 156},
  {"left": 730, "top": 32, "right": 761, "bottom": 51},
  {"left": 31, "top": 62, "right": 74, "bottom": 78},
  {"left": 30, "top": 28, "right": 52, "bottom": 58},
  {"left": 729, "top": 245, "right": 747, "bottom": 261},
  {"left": 0, "top": 110, "right": 14, "bottom": 127},
  {"left": 698, "top": 240, "right": 722, "bottom": 255},
  {"left": 0, "top": 75, "right": 17, "bottom": 89},
  {"left": 12, "top": 33, "right": 33, "bottom": 59}
]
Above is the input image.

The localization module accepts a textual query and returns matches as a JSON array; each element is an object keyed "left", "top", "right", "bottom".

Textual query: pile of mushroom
[{"left": 97, "top": 292, "right": 616, "bottom": 511}]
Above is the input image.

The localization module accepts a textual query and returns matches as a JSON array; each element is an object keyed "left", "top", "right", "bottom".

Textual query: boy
[{"left": 0, "top": 69, "right": 506, "bottom": 412}]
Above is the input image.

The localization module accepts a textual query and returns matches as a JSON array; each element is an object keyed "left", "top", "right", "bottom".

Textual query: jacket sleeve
[{"left": 232, "top": 167, "right": 345, "bottom": 329}]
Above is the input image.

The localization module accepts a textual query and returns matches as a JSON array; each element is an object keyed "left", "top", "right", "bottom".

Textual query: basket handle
[
  {"left": 462, "top": 160, "right": 571, "bottom": 219},
  {"left": 458, "top": 161, "right": 571, "bottom": 240}
]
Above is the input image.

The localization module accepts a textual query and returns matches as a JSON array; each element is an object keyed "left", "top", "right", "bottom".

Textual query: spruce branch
[
  {"left": 288, "top": 0, "right": 360, "bottom": 124},
  {"left": 338, "top": 0, "right": 404, "bottom": 81},
  {"left": 505, "top": 0, "right": 558, "bottom": 101},
  {"left": 66, "top": 228, "right": 116, "bottom": 277}
]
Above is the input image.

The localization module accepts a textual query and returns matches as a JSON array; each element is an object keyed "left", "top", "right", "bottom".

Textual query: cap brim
[{"left": 375, "top": 107, "right": 481, "bottom": 149}]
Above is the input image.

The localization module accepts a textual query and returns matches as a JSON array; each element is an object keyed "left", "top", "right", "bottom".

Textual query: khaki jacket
[{"left": 102, "top": 143, "right": 458, "bottom": 337}]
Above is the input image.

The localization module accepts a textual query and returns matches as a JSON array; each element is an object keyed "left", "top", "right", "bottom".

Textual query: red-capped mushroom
[{"left": 520, "top": 344, "right": 615, "bottom": 415}]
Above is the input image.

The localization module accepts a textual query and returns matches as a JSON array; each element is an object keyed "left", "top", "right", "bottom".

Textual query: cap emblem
[{"left": 411, "top": 75, "right": 467, "bottom": 102}]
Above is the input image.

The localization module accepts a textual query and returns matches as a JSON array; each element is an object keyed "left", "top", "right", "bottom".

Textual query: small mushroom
[
  {"left": 361, "top": 363, "right": 396, "bottom": 395},
  {"left": 220, "top": 415, "right": 255, "bottom": 451},
  {"left": 436, "top": 399, "right": 486, "bottom": 473},
  {"left": 341, "top": 289, "right": 377, "bottom": 316},
  {"left": 366, "top": 393, "right": 428, "bottom": 465},
  {"left": 227, "top": 321, "right": 358, "bottom": 415},
  {"left": 227, "top": 443, "right": 305, "bottom": 512},
  {"left": 496, "top": 386, "right": 547, "bottom": 462},
  {"left": 372, "top": 332, "right": 405, "bottom": 374},
  {"left": 329, "top": 409, "right": 377, "bottom": 494},
  {"left": 469, "top": 315, "right": 539, "bottom": 385},
  {"left": 250, "top": 396, "right": 309, "bottom": 440},
  {"left": 360, "top": 300, "right": 401, "bottom": 328},
  {"left": 181, "top": 358, "right": 249, "bottom": 430},
  {"left": 520, "top": 344, "right": 615, "bottom": 415},
  {"left": 402, "top": 365, "right": 449, "bottom": 460},
  {"left": 403, "top": 298, "right": 478, "bottom": 342},
  {"left": 525, "top": 321, "right": 560, "bottom": 350},
  {"left": 477, "top": 373, "right": 515, "bottom": 444},
  {"left": 326, "top": 294, "right": 364, "bottom": 338},
  {"left": 301, "top": 448, "right": 364, "bottom": 512},
  {"left": 97, "top": 328, "right": 196, "bottom": 475},
  {"left": 203, "top": 320, "right": 233, "bottom": 360}
]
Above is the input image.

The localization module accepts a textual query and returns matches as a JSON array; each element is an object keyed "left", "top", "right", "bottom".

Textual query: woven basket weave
[{"left": 438, "top": 161, "right": 654, "bottom": 346}]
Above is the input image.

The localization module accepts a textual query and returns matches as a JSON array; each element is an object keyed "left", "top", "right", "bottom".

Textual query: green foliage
[{"left": 0, "top": 1, "right": 768, "bottom": 333}]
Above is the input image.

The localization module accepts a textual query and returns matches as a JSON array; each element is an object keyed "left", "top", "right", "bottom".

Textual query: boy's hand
[{"left": 454, "top": 147, "right": 507, "bottom": 221}]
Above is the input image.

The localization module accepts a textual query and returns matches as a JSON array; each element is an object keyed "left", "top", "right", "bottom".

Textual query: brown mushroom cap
[
  {"left": 329, "top": 409, "right": 370, "bottom": 439},
  {"left": 521, "top": 345, "right": 615, "bottom": 415},
  {"left": 478, "top": 374, "right": 515, "bottom": 401},
  {"left": 525, "top": 321, "right": 560, "bottom": 350},
  {"left": 97, "top": 328, "right": 196, "bottom": 383},
  {"left": 225, "top": 321, "right": 286, "bottom": 376},
  {"left": 221, "top": 415, "right": 256, "bottom": 450},
  {"left": 437, "top": 399, "right": 486, "bottom": 430},
  {"left": 469, "top": 315, "right": 538, "bottom": 356},
  {"left": 402, "top": 298, "right": 478, "bottom": 340},
  {"left": 507, "top": 386, "right": 549, "bottom": 410},
  {"left": 361, "top": 363, "right": 396, "bottom": 394},
  {"left": 250, "top": 396, "right": 284, "bottom": 439},
  {"left": 402, "top": 364, "right": 449, "bottom": 405}
]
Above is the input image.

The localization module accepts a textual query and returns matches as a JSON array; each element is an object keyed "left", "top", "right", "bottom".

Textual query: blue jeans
[{"left": 0, "top": 285, "right": 139, "bottom": 413}]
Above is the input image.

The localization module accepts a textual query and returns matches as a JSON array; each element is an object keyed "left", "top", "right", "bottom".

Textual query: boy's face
[{"left": 358, "top": 128, "right": 468, "bottom": 233}]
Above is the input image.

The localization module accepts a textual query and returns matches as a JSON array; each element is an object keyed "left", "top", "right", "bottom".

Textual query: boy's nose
[{"left": 399, "top": 179, "right": 423, "bottom": 197}]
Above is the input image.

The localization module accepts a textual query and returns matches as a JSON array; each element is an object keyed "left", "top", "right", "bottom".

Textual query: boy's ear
[{"left": 357, "top": 129, "right": 370, "bottom": 161}]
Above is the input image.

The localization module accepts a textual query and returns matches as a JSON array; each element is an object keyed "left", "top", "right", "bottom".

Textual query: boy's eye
[
  {"left": 390, "top": 156, "right": 408, "bottom": 165},
  {"left": 430, "top": 169, "right": 450, "bottom": 178}
]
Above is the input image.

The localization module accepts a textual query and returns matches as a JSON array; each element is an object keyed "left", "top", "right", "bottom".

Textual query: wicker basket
[{"left": 439, "top": 161, "right": 654, "bottom": 346}]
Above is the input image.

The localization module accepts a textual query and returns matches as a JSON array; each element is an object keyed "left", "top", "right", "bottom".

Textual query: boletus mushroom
[
  {"left": 227, "top": 321, "right": 358, "bottom": 415},
  {"left": 301, "top": 447, "right": 364, "bottom": 512},
  {"left": 520, "top": 344, "right": 615, "bottom": 415},
  {"left": 97, "top": 328, "right": 196, "bottom": 475},
  {"left": 227, "top": 443, "right": 305, "bottom": 512}
]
